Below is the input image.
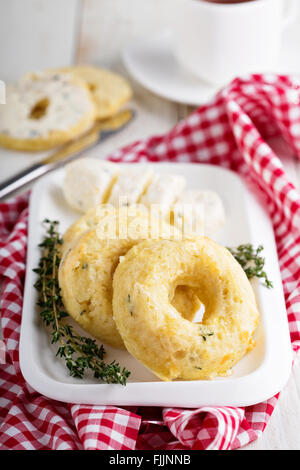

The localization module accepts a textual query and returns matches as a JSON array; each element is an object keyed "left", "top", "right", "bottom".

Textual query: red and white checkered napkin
[{"left": 1, "top": 74, "right": 300, "bottom": 450}]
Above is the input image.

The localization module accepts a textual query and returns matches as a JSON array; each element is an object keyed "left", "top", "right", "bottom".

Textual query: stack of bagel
[
  {"left": 59, "top": 182, "right": 259, "bottom": 381},
  {"left": 0, "top": 65, "right": 132, "bottom": 151}
]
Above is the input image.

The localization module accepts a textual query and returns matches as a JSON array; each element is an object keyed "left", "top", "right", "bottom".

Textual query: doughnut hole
[
  {"left": 173, "top": 275, "right": 220, "bottom": 325},
  {"left": 29, "top": 98, "right": 50, "bottom": 119},
  {"left": 88, "top": 83, "right": 96, "bottom": 93},
  {"left": 171, "top": 285, "right": 202, "bottom": 322}
]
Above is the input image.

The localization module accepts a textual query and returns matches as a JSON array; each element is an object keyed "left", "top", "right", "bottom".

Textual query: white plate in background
[
  {"left": 123, "top": 32, "right": 218, "bottom": 106},
  {"left": 20, "top": 163, "right": 292, "bottom": 407},
  {"left": 123, "top": 28, "right": 300, "bottom": 106}
]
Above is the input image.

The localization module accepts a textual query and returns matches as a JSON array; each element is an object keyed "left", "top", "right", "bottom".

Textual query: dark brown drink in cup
[{"left": 203, "top": 1, "right": 256, "bottom": 4}]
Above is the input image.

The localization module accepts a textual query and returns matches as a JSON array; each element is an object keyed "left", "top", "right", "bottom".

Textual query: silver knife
[{"left": 0, "top": 109, "right": 134, "bottom": 200}]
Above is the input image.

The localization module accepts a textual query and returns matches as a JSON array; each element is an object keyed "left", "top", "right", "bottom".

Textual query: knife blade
[{"left": 0, "top": 109, "right": 134, "bottom": 200}]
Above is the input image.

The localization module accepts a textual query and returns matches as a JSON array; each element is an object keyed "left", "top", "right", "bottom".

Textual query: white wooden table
[{"left": 1, "top": 0, "right": 300, "bottom": 450}]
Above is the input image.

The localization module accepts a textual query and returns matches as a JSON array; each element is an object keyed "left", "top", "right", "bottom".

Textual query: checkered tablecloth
[{"left": 1, "top": 74, "right": 300, "bottom": 450}]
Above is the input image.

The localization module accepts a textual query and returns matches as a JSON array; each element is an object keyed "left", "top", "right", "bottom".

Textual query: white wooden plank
[
  {"left": 76, "top": 0, "right": 171, "bottom": 66},
  {"left": 74, "top": 0, "right": 178, "bottom": 160},
  {"left": 0, "top": 0, "right": 81, "bottom": 82}
]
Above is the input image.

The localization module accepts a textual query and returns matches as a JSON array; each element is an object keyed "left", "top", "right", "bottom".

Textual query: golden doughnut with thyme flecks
[{"left": 112, "top": 237, "right": 259, "bottom": 380}]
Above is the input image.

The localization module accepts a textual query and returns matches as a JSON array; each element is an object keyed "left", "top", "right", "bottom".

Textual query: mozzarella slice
[
  {"left": 108, "top": 167, "right": 153, "bottom": 207},
  {"left": 140, "top": 174, "right": 186, "bottom": 219},
  {"left": 173, "top": 190, "right": 225, "bottom": 237},
  {"left": 63, "top": 158, "right": 119, "bottom": 212}
]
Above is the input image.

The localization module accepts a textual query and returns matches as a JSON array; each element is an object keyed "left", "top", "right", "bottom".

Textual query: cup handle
[{"left": 282, "top": 0, "right": 299, "bottom": 30}]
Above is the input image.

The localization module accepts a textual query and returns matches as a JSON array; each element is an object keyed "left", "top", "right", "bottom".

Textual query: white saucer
[{"left": 122, "top": 32, "right": 218, "bottom": 106}]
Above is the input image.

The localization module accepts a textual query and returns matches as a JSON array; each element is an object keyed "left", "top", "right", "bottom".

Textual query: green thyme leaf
[
  {"left": 33, "top": 219, "right": 130, "bottom": 385},
  {"left": 227, "top": 244, "right": 273, "bottom": 289}
]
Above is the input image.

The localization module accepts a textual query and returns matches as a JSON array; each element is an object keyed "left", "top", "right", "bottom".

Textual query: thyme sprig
[
  {"left": 227, "top": 244, "right": 273, "bottom": 289},
  {"left": 33, "top": 219, "right": 130, "bottom": 385}
]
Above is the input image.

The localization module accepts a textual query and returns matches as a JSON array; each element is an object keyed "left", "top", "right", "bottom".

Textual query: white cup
[{"left": 171, "top": 0, "right": 298, "bottom": 85}]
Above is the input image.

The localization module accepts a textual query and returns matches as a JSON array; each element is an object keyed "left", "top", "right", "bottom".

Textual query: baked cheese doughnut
[
  {"left": 63, "top": 158, "right": 119, "bottom": 212},
  {"left": 112, "top": 237, "right": 259, "bottom": 380},
  {"left": 173, "top": 190, "right": 225, "bottom": 237},
  {"left": 59, "top": 208, "right": 201, "bottom": 349},
  {"left": 56, "top": 65, "right": 132, "bottom": 120},
  {"left": 107, "top": 167, "right": 153, "bottom": 207},
  {"left": 0, "top": 71, "right": 95, "bottom": 151},
  {"left": 140, "top": 174, "right": 186, "bottom": 219}
]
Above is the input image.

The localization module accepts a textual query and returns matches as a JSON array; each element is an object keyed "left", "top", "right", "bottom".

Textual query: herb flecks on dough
[
  {"left": 200, "top": 333, "right": 214, "bottom": 342},
  {"left": 127, "top": 294, "right": 134, "bottom": 316},
  {"left": 33, "top": 219, "right": 130, "bottom": 385},
  {"left": 199, "top": 328, "right": 214, "bottom": 342},
  {"left": 228, "top": 244, "right": 273, "bottom": 289}
]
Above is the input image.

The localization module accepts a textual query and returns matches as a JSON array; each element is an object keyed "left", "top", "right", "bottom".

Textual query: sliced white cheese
[
  {"left": 140, "top": 173, "right": 186, "bottom": 219},
  {"left": 63, "top": 158, "right": 119, "bottom": 212},
  {"left": 108, "top": 167, "right": 153, "bottom": 207},
  {"left": 173, "top": 190, "right": 225, "bottom": 237}
]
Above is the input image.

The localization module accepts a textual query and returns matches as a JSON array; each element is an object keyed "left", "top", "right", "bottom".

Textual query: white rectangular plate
[{"left": 20, "top": 163, "right": 292, "bottom": 407}]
